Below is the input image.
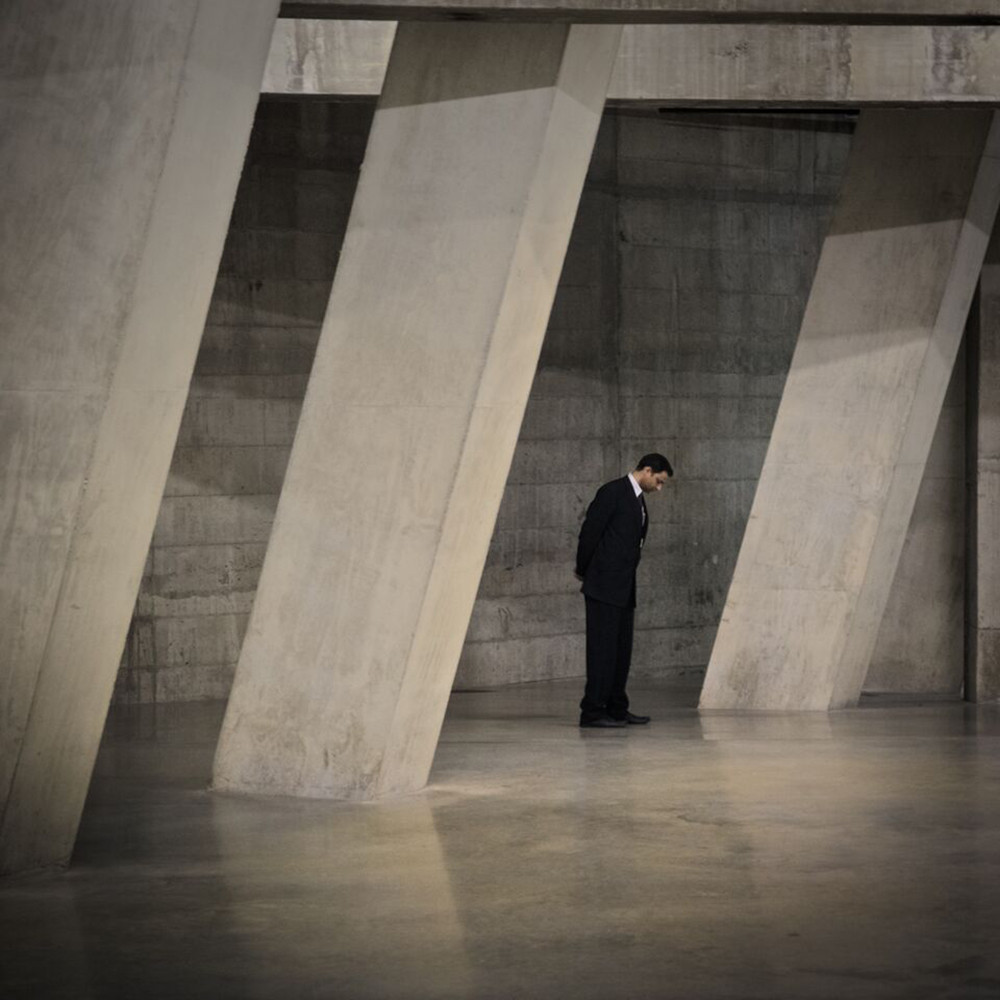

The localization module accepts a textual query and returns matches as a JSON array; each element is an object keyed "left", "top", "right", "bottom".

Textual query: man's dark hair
[{"left": 636, "top": 452, "right": 673, "bottom": 477}]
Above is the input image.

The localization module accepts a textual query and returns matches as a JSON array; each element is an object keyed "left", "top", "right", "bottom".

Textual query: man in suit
[{"left": 575, "top": 453, "right": 673, "bottom": 728}]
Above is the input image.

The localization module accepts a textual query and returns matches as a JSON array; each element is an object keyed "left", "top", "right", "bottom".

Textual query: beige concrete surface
[
  {"left": 3, "top": 680, "right": 1000, "bottom": 998},
  {"left": 0, "top": 0, "right": 279, "bottom": 875},
  {"left": 969, "top": 226, "right": 1000, "bottom": 702},
  {"left": 280, "top": 0, "right": 1000, "bottom": 24},
  {"left": 612, "top": 23, "right": 1000, "bottom": 105},
  {"left": 213, "top": 22, "right": 622, "bottom": 800},
  {"left": 264, "top": 18, "right": 393, "bottom": 94},
  {"left": 266, "top": 20, "right": 1000, "bottom": 105},
  {"left": 864, "top": 354, "right": 966, "bottom": 696},
  {"left": 116, "top": 102, "right": 858, "bottom": 702},
  {"left": 701, "top": 109, "right": 1000, "bottom": 711}
]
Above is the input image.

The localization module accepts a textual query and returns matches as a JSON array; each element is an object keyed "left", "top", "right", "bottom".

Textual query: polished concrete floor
[{"left": 2, "top": 678, "right": 999, "bottom": 999}]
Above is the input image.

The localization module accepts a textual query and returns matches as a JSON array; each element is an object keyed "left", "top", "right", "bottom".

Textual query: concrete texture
[
  {"left": 122, "top": 104, "right": 969, "bottom": 703},
  {"left": 120, "top": 108, "right": 854, "bottom": 701},
  {"left": 280, "top": 0, "right": 1000, "bottom": 24},
  {"left": 701, "top": 109, "right": 1000, "bottom": 712},
  {"left": 264, "top": 18, "right": 394, "bottom": 95},
  {"left": 615, "top": 110, "right": 850, "bottom": 688},
  {"left": 865, "top": 351, "right": 966, "bottom": 696},
  {"left": 212, "top": 23, "right": 623, "bottom": 799},
  {"left": 3, "top": 680, "right": 1000, "bottom": 998},
  {"left": 613, "top": 24, "right": 1000, "bottom": 105},
  {"left": 969, "top": 228, "right": 1000, "bottom": 702},
  {"left": 0, "top": 0, "right": 279, "bottom": 876},
  {"left": 120, "top": 105, "right": 624, "bottom": 701},
  {"left": 455, "top": 113, "right": 619, "bottom": 690},
  {"left": 265, "top": 20, "right": 1000, "bottom": 106},
  {"left": 113, "top": 100, "right": 373, "bottom": 706}
]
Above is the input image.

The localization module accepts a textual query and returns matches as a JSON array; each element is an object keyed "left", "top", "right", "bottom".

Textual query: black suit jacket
[{"left": 575, "top": 476, "right": 648, "bottom": 609}]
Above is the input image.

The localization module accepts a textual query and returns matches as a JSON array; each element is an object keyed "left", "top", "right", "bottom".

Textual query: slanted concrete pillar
[
  {"left": 701, "top": 109, "right": 1000, "bottom": 712},
  {"left": 0, "top": 0, "right": 278, "bottom": 875},
  {"left": 968, "top": 226, "right": 1000, "bottom": 702},
  {"left": 863, "top": 345, "right": 967, "bottom": 697},
  {"left": 213, "top": 22, "right": 622, "bottom": 799}
]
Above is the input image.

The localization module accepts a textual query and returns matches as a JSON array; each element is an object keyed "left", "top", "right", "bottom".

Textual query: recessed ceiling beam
[{"left": 264, "top": 20, "right": 1000, "bottom": 106}]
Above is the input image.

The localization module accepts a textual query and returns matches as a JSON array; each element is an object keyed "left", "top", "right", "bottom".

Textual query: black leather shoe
[
  {"left": 579, "top": 715, "right": 627, "bottom": 728},
  {"left": 620, "top": 711, "right": 651, "bottom": 725}
]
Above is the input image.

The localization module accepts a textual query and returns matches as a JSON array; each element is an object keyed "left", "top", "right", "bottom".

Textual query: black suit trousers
[{"left": 580, "top": 596, "right": 634, "bottom": 720}]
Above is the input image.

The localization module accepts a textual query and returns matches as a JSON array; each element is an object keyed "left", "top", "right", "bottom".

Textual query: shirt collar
[{"left": 627, "top": 472, "right": 643, "bottom": 498}]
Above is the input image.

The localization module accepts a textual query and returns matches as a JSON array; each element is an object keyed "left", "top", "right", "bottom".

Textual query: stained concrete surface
[
  {"left": 701, "top": 109, "right": 1000, "bottom": 712},
  {"left": 970, "top": 228, "right": 1000, "bottom": 703},
  {"left": 0, "top": 0, "right": 281, "bottom": 876},
  {"left": 865, "top": 345, "right": 966, "bottom": 696},
  {"left": 265, "top": 20, "right": 1000, "bottom": 105},
  {"left": 121, "top": 101, "right": 969, "bottom": 707},
  {"left": 2, "top": 679, "right": 999, "bottom": 999},
  {"left": 123, "top": 103, "right": 857, "bottom": 704},
  {"left": 212, "top": 22, "right": 622, "bottom": 801}
]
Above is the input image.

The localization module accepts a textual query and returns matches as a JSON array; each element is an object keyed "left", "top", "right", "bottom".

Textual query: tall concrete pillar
[
  {"left": 968, "top": 226, "right": 1000, "bottom": 703},
  {"left": 0, "top": 0, "right": 279, "bottom": 875},
  {"left": 213, "top": 22, "right": 622, "bottom": 799},
  {"left": 700, "top": 109, "right": 1000, "bottom": 712}
]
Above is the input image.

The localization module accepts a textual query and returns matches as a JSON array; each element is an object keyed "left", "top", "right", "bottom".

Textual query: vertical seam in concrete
[
  {"left": 0, "top": 4, "right": 204, "bottom": 839},
  {"left": 965, "top": 282, "right": 981, "bottom": 700},
  {"left": 967, "top": 115, "right": 1000, "bottom": 702}
]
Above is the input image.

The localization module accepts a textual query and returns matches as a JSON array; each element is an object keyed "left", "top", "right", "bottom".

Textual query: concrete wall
[
  {"left": 114, "top": 100, "right": 370, "bottom": 704},
  {"left": 865, "top": 352, "right": 966, "bottom": 696},
  {"left": 969, "top": 230, "right": 1000, "bottom": 703},
  {"left": 459, "top": 111, "right": 852, "bottom": 688},
  {"left": 613, "top": 112, "right": 852, "bottom": 687},
  {"left": 117, "top": 100, "right": 966, "bottom": 703},
  {"left": 455, "top": 117, "right": 620, "bottom": 688}
]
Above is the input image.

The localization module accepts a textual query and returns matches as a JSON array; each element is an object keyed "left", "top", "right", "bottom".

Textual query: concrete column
[
  {"left": 863, "top": 345, "right": 966, "bottom": 697},
  {"left": 968, "top": 226, "right": 1000, "bottom": 702},
  {"left": 700, "top": 109, "right": 1000, "bottom": 712},
  {"left": 0, "top": 0, "right": 278, "bottom": 875},
  {"left": 213, "top": 22, "right": 621, "bottom": 799}
]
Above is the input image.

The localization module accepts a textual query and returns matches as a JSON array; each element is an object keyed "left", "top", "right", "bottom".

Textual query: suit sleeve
[{"left": 575, "top": 484, "right": 616, "bottom": 577}]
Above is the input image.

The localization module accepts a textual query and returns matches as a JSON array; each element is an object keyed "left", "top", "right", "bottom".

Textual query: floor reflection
[
  {"left": 1, "top": 679, "right": 998, "bottom": 998},
  {"left": 208, "top": 792, "right": 474, "bottom": 998}
]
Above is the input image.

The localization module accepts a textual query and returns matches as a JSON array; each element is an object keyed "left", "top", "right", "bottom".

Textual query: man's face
[{"left": 636, "top": 467, "right": 670, "bottom": 493}]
